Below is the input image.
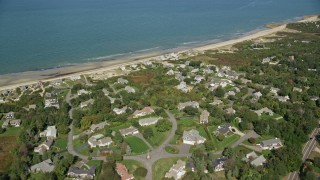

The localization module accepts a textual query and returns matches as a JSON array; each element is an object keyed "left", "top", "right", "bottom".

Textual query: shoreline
[{"left": 0, "top": 15, "right": 318, "bottom": 91}]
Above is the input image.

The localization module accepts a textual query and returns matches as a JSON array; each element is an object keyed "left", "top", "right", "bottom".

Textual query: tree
[
  {"left": 0, "top": 127, "right": 5, "bottom": 134},
  {"left": 143, "top": 127, "right": 154, "bottom": 139},
  {"left": 215, "top": 87, "right": 225, "bottom": 98},
  {"left": 313, "top": 157, "right": 320, "bottom": 168},
  {"left": 134, "top": 167, "right": 147, "bottom": 177},
  {"left": 204, "top": 141, "right": 215, "bottom": 151},
  {"left": 217, "top": 134, "right": 225, "bottom": 141},
  {"left": 114, "top": 131, "right": 124, "bottom": 143},
  {"left": 184, "top": 106, "right": 199, "bottom": 116},
  {"left": 248, "top": 137, "right": 256, "bottom": 144},
  {"left": 156, "top": 120, "right": 171, "bottom": 132}
]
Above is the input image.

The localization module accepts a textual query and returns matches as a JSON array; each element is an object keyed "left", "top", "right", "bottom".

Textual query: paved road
[
  {"left": 231, "top": 130, "right": 260, "bottom": 148},
  {"left": 288, "top": 128, "right": 319, "bottom": 180},
  {"left": 124, "top": 110, "right": 191, "bottom": 180}
]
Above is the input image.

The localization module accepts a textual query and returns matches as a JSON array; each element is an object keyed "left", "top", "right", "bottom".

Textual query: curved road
[{"left": 124, "top": 110, "right": 191, "bottom": 180}]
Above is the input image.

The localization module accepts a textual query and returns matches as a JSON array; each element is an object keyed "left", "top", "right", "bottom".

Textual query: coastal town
[{"left": 0, "top": 17, "right": 320, "bottom": 180}]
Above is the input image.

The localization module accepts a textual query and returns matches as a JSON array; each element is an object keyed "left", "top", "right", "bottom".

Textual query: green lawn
[
  {"left": 121, "top": 159, "right": 145, "bottom": 179},
  {"left": 0, "top": 127, "right": 21, "bottom": 137},
  {"left": 196, "top": 126, "right": 209, "bottom": 139},
  {"left": 211, "top": 133, "right": 240, "bottom": 150},
  {"left": 87, "top": 160, "right": 103, "bottom": 168},
  {"left": 153, "top": 157, "right": 187, "bottom": 180},
  {"left": 73, "top": 138, "right": 83, "bottom": 150},
  {"left": 54, "top": 134, "right": 68, "bottom": 149},
  {"left": 146, "top": 126, "right": 170, "bottom": 147},
  {"left": 170, "top": 135, "right": 180, "bottom": 145},
  {"left": 165, "top": 146, "right": 179, "bottom": 154},
  {"left": 125, "top": 136, "right": 149, "bottom": 154},
  {"left": 177, "top": 117, "right": 196, "bottom": 127}
]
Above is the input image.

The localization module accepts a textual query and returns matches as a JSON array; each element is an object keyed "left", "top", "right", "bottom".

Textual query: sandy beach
[{"left": 0, "top": 15, "right": 318, "bottom": 91}]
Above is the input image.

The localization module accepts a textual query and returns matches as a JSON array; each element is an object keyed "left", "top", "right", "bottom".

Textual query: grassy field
[
  {"left": 122, "top": 159, "right": 146, "bottom": 180},
  {"left": 0, "top": 136, "right": 17, "bottom": 171},
  {"left": 54, "top": 134, "right": 68, "bottom": 149},
  {"left": 153, "top": 157, "right": 187, "bottom": 180},
  {"left": 125, "top": 136, "right": 149, "bottom": 154},
  {"left": 146, "top": 126, "right": 170, "bottom": 147},
  {"left": 165, "top": 146, "right": 179, "bottom": 154},
  {"left": 215, "top": 134, "right": 240, "bottom": 150},
  {"left": 0, "top": 127, "right": 21, "bottom": 137},
  {"left": 196, "top": 126, "right": 209, "bottom": 139}
]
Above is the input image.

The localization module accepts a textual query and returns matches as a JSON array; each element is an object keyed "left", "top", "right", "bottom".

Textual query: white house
[
  {"left": 165, "top": 160, "right": 186, "bottom": 180},
  {"left": 260, "top": 138, "right": 283, "bottom": 150},
  {"left": 119, "top": 126, "right": 139, "bottom": 137},
  {"left": 40, "top": 126, "right": 57, "bottom": 139},
  {"left": 113, "top": 106, "right": 127, "bottom": 115},
  {"left": 77, "top": 89, "right": 91, "bottom": 96},
  {"left": 139, "top": 117, "right": 162, "bottom": 126},
  {"left": 182, "top": 129, "right": 206, "bottom": 145},
  {"left": 178, "top": 101, "right": 199, "bottom": 110},
  {"left": 133, "top": 107, "right": 155, "bottom": 118},
  {"left": 30, "top": 159, "right": 55, "bottom": 173}
]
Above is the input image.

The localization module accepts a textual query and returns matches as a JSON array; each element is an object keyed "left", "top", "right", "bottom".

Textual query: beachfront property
[
  {"left": 70, "top": 75, "right": 81, "bottom": 81},
  {"left": 30, "top": 159, "right": 55, "bottom": 173},
  {"left": 113, "top": 106, "right": 128, "bottom": 115},
  {"left": 40, "top": 126, "right": 57, "bottom": 139},
  {"left": 200, "top": 110, "right": 209, "bottom": 124},
  {"left": 212, "top": 157, "right": 228, "bottom": 172},
  {"left": 90, "top": 121, "right": 108, "bottom": 132},
  {"left": 44, "top": 98, "right": 60, "bottom": 109},
  {"left": 67, "top": 166, "right": 96, "bottom": 179},
  {"left": 80, "top": 99, "right": 95, "bottom": 108},
  {"left": 87, "top": 134, "right": 113, "bottom": 148},
  {"left": 254, "top": 107, "right": 274, "bottom": 116},
  {"left": 182, "top": 129, "right": 206, "bottom": 145},
  {"left": 165, "top": 160, "right": 186, "bottom": 180},
  {"left": 133, "top": 106, "right": 155, "bottom": 118},
  {"left": 34, "top": 138, "right": 54, "bottom": 155},
  {"left": 138, "top": 117, "right": 162, "bottom": 126},
  {"left": 119, "top": 126, "right": 139, "bottom": 137},
  {"left": 214, "top": 123, "right": 232, "bottom": 136},
  {"left": 178, "top": 101, "right": 199, "bottom": 111},
  {"left": 116, "top": 163, "right": 134, "bottom": 180},
  {"left": 260, "top": 138, "right": 283, "bottom": 150}
]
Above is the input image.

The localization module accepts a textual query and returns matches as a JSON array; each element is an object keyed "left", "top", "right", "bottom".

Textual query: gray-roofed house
[
  {"left": 80, "top": 99, "right": 95, "bottom": 108},
  {"left": 214, "top": 123, "right": 231, "bottom": 136},
  {"left": 250, "top": 155, "right": 266, "bottom": 167},
  {"left": 139, "top": 117, "right": 162, "bottom": 126},
  {"left": 118, "top": 78, "right": 128, "bottom": 84},
  {"left": 77, "top": 89, "right": 91, "bottom": 96},
  {"left": 125, "top": 86, "right": 135, "bottom": 93},
  {"left": 254, "top": 107, "right": 274, "bottom": 116},
  {"left": 212, "top": 157, "right": 228, "bottom": 172},
  {"left": 67, "top": 166, "right": 96, "bottom": 179},
  {"left": 113, "top": 106, "right": 128, "bottom": 115},
  {"left": 90, "top": 121, "right": 108, "bottom": 132},
  {"left": 178, "top": 101, "right": 199, "bottom": 110},
  {"left": 40, "top": 126, "right": 57, "bottom": 139},
  {"left": 200, "top": 110, "right": 209, "bottom": 124},
  {"left": 119, "top": 126, "right": 139, "bottom": 137},
  {"left": 34, "top": 138, "right": 54, "bottom": 155},
  {"left": 133, "top": 106, "right": 155, "bottom": 118},
  {"left": 177, "top": 81, "right": 189, "bottom": 93},
  {"left": 242, "top": 151, "right": 258, "bottom": 162},
  {"left": 260, "top": 138, "right": 283, "bottom": 150},
  {"left": 30, "top": 159, "right": 55, "bottom": 173},
  {"left": 165, "top": 160, "right": 186, "bottom": 180},
  {"left": 44, "top": 98, "right": 60, "bottom": 109},
  {"left": 182, "top": 129, "right": 206, "bottom": 145},
  {"left": 88, "top": 135, "right": 113, "bottom": 148}
]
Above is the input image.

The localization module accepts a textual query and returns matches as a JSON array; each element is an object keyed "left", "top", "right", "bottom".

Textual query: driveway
[
  {"left": 231, "top": 130, "right": 260, "bottom": 148},
  {"left": 124, "top": 110, "right": 191, "bottom": 180}
]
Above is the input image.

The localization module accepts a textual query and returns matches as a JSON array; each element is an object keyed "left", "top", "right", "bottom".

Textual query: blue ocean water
[{"left": 0, "top": 0, "right": 319, "bottom": 75}]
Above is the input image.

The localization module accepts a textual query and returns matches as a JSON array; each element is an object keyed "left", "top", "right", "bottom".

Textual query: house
[
  {"left": 118, "top": 78, "right": 128, "bottom": 84},
  {"left": 70, "top": 75, "right": 81, "bottom": 81},
  {"left": 177, "top": 81, "right": 189, "bottom": 93},
  {"left": 34, "top": 138, "right": 54, "bottom": 155},
  {"left": 293, "top": 87, "right": 303, "bottom": 93},
  {"left": 200, "top": 110, "right": 209, "bottom": 124},
  {"left": 90, "top": 121, "right": 108, "bottom": 132},
  {"left": 119, "top": 126, "right": 139, "bottom": 137},
  {"left": 133, "top": 107, "right": 155, "bottom": 118},
  {"left": 30, "top": 159, "right": 55, "bottom": 173},
  {"left": 44, "top": 98, "right": 60, "bottom": 109},
  {"left": 125, "top": 86, "right": 135, "bottom": 93},
  {"left": 67, "top": 166, "right": 96, "bottom": 179},
  {"left": 116, "top": 163, "right": 134, "bottom": 180},
  {"left": 276, "top": 95, "right": 290, "bottom": 102},
  {"left": 254, "top": 107, "right": 274, "bottom": 116},
  {"left": 88, "top": 134, "right": 112, "bottom": 148},
  {"left": 4, "top": 111, "right": 15, "bottom": 119},
  {"left": 0, "top": 97, "right": 5, "bottom": 103},
  {"left": 51, "top": 79, "right": 63, "bottom": 86},
  {"left": 250, "top": 155, "right": 266, "bottom": 167},
  {"left": 166, "top": 69, "right": 175, "bottom": 75},
  {"left": 210, "top": 99, "right": 223, "bottom": 106},
  {"left": 139, "top": 117, "right": 162, "bottom": 126},
  {"left": 80, "top": 99, "right": 95, "bottom": 108},
  {"left": 215, "top": 123, "right": 231, "bottom": 136},
  {"left": 165, "top": 160, "right": 186, "bottom": 180},
  {"left": 194, "top": 75, "right": 205, "bottom": 82},
  {"left": 212, "top": 157, "right": 228, "bottom": 172},
  {"left": 178, "top": 101, "right": 199, "bottom": 110},
  {"left": 225, "top": 107, "right": 236, "bottom": 114},
  {"left": 242, "top": 151, "right": 258, "bottom": 162},
  {"left": 113, "top": 106, "right": 127, "bottom": 115},
  {"left": 253, "top": 91, "right": 262, "bottom": 99},
  {"left": 102, "top": 88, "right": 110, "bottom": 96},
  {"left": 9, "top": 119, "right": 21, "bottom": 127},
  {"left": 260, "top": 138, "right": 283, "bottom": 150},
  {"left": 270, "top": 87, "right": 280, "bottom": 94},
  {"left": 77, "top": 89, "right": 91, "bottom": 96},
  {"left": 40, "top": 126, "right": 57, "bottom": 139},
  {"left": 182, "top": 129, "right": 206, "bottom": 145},
  {"left": 187, "top": 159, "right": 196, "bottom": 172}
]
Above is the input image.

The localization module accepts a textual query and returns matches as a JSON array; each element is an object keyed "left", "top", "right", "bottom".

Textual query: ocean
[{"left": 0, "top": 0, "right": 319, "bottom": 75}]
